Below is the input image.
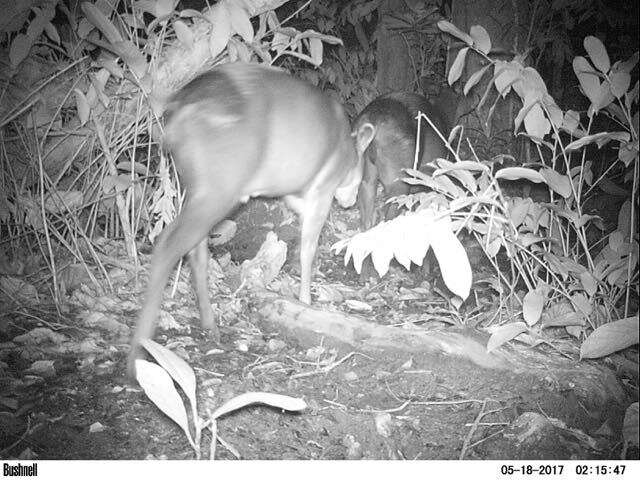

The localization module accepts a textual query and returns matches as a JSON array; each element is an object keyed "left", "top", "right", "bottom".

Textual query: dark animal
[{"left": 352, "top": 90, "right": 457, "bottom": 230}]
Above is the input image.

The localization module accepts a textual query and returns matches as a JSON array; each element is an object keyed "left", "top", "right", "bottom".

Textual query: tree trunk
[
  {"left": 449, "top": 0, "right": 532, "bottom": 158},
  {"left": 375, "top": 0, "right": 413, "bottom": 93}
]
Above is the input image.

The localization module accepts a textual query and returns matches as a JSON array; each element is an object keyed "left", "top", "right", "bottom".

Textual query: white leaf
[
  {"left": 207, "top": 2, "right": 232, "bottom": 59},
  {"left": 428, "top": 211, "right": 471, "bottom": 300},
  {"left": 580, "top": 315, "right": 639, "bottom": 359},
  {"left": 211, "top": 392, "right": 306, "bottom": 419},
  {"left": 523, "top": 289, "right": 545, "bottom": 326},
  {"left": 135, "top": 359, "right": 193, "bottom": 444},
  {"left": 487, "top": 322, "right": 528, "bottom": 352},
  {"left": 140, "top": 339, "right": 197, "bottom": 417}
]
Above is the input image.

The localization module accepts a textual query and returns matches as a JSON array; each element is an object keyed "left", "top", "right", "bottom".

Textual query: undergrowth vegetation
[
  {"left": 336, "top": 22, "right": 638, "bottom": 359},
  {"left": 0, "top": 1, "right": 637, "bottom": 377}
]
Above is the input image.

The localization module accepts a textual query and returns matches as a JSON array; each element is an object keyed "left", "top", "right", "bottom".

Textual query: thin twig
[
  {"left": 459, "top": 398, "right": 489, "bottom": 460},
  {"left": 290, "top": 351, "right": 359, "bottom": 379}
]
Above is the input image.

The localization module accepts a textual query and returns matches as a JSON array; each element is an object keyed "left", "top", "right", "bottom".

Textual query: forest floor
[{"left": 0, "top": 200, "right": 637, "bottom": 460}]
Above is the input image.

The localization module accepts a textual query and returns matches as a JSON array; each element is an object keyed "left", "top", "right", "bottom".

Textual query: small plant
[{"left": 135, "top": 339, "right": 306, "bottom": 460}]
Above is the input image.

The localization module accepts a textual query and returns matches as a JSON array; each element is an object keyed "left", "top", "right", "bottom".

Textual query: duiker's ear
[{"left": 353, "top": 123, "right": 376, "bottom": 156}]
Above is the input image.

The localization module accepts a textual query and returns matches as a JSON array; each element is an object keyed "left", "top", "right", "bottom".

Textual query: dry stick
[
  {"left": 414, "top": 399, "right": 492, "bottom": 406},
  {"left": 209, "top": 418, "right": 217, "bottom": 461},
  {"left": 358, "top": 398, "right": 491, "bottom": 415},
  {"left": 459, "top": 398, "right": 489, "bottom": 460},
  {"left": 207, "top": 416, "right": 241, "bottom": 460},
  {"left": 34, "top": 115, "right": 60, "bottom": 307},
  {"left": 360, "top": 401, "right": 412, "bottom": 414},
  {"left": 41, "top": 188, "right": 108, "bottom": 291},
  {"left": 290, "top": 352, "right": 358, "bottom": 379},
  {"left": 92, "top": 117, "right": 137, "bottom": 261},
  {"left": 466, "top": 428, "right": 506, "bottom": 451},
  {"left": 8, "top": 310, "right": 66, "bottom": 331},
  {"left": 624, "top": 159, "right": 638, "bottom": 317},
  {"left": 216, "top": 434, "right": 241, "bottom": 460}
]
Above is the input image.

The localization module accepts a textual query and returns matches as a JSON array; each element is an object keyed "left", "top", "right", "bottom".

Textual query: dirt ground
[{"left": 0, "top": 200, "right": 637, "bottom": 460}]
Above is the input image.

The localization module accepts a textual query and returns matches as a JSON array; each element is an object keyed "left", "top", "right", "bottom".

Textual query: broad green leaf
[
  {"left": 609, "top": 70, "right": 631, "bottom": 98},
  {"left": 485, "top": 237, "right": 501, "bottom": 257},
  {"left": 296, "top": 30, "right": 343, "bottom": 45},
  {"left": 623, "top": 403, "right": 639, "bottom": 446},
  {"left": 433, "top": 159, "right": 478, "bottom": 192},
  {"left": 131, "top": 0, "right": 155, "bottom": 15},
  {"left": 470, "top": 25, "right": 490, "bottom": 54},
  {"left": 397, "top": 213, "right": 431, "bottom": 267},
  {"left": 431, "top": 174, "right": 464, "bottom": 198},
  {"left": 211, "top": 392, "right": 307, "bottom": 419},
  {"left": 141, "top": 339, "right": 197, "bottom": 419},
  {"left": 523, "top": 289, "right": 545, "bottom": 326},
  {"left": 429, "top": 212, "right": 471, "bottom": 300},
  {"left": 207, "top": 1, "right": 231, "bottom": 59},
  {"left": 433, "top": 160, "right": 489, "bottom": 173},
  {"left": 179, "top": 9, "right": 205, "bottom": 19},
  {"left": 437, "top": 20, "right": 473, "bottom": 45},
  {"left": 522, "top": 103, "right": 550, "bottom": 138},
  {"left": 584, "top": 36, "right": 610, "bottom": 73},
  {"left": 77, "top": 17, "right": 95, "bottom": 39},
  {"left": 26, "top": 9, "right": 48, "bottom": 42},
  {"left": 308, "top": 37, "right": 323, "bottom": 66},
  {"left": 74, "top": 89, "right": 90, "bottom": 126},
  {"left": 43, "top": 190, "right": 83, "bottom": 213},
  {"left": 541, "top": 301, "right": 583, "bottom": 328},
  {"left": 508, "top": 197, "right": 531, "bottom": 228},
  {"left": 514, "top": 67, "right": 547, "bottom": 100},
  {"left": 495, "top": 167, "right": 544, "bottom": 183},
  {"left": 102, "top": 174, "right": 131, "bottom": 193},
  {"left": 562, "top": 110, "right": 581, "bottom": 132},
  {"left": 448, "top": 47, "right": 468, "bottom": 85},
  {"left": 571, "top": 292, "right": 593, "bottom": 317},
  {"left": 464, "top": 64, "right": 489, "bottom": 95},
  {"left": 487, "top": 322, "right": 528, "bottom": 352},
  {"left": 566, "top": 325, "right": 582, "bottom": 338},
  {"left": 227, "top": 0, "right": 253, "bottom": 43},
  {"left": 371, "top": 235, "right": 394, "bottom": 277},
  {"left": 573, "top": 56, "right": 600, "bottom": 105},
  {"left": 579, "top": 271, "right": 598, "bottom": 296},
  {"left": 617, "top": 52, "right": 639, "bottom": 74},
  {"left": 565, "top": 131, "right": 630, "bottom": 151},
  {"left": 44, "top": 22, "right": 60, "bottom": 44},
  {"left": 580, "top": 315, "right": 639, "bottom": 359},
  {"left": 9, "top": 34, "right": 32, "bottom": 69},
  {"left": 494, "top": 60, "right": 521, "bottom": 97},
  {"left": 112, "top": 40, "right": 147, "bottom": 79},
  {"left": 543, "top": 95, "right": 563, "bottom": 128},
  {"left": 516, "top": 233, "right": 545, "bottom": 249},
  {"left": 606, "top": 265, "right": 627, "bottom": 286},
  {"left": 81, "top": 1, "right": 123, "bottom": 43},
  {"left": 609, "top": 230, "right": 624, "bottom": 251},
  {"left": 617, "top": 201, "right": 632, "bottom": 238},
  {"left": 136, "top": 359, "right": 193, "bottom": 445},
  {"left": 618, "top": 141, "right": 637, "bottom": 167},
  {"left": 155, "top": 0, "right": 178, "bottom": 18},
  {"left": 540, "top": 168, "right": 572, "bottom": 198},
  {"left": 211, "top": 219, "right": 237, "bottom": 246}
]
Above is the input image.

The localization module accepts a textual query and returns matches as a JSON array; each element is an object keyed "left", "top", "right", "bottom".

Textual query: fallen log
[{"left": 254, "top": 291, "right": 513, "bottom": 370}]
